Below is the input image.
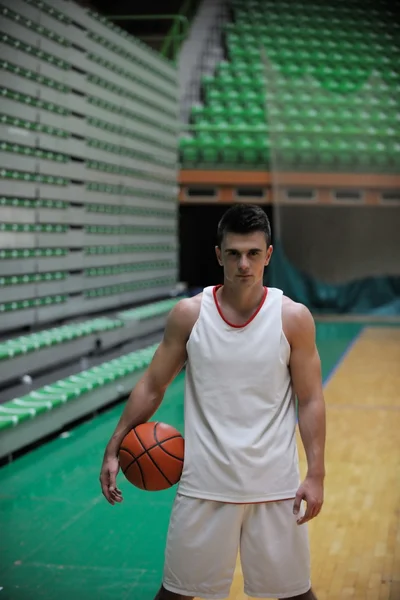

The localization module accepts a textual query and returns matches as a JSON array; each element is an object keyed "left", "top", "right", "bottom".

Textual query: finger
[
  {"left": 293, "top": 491, "right": 304, "bottom": 516},
  {"left": 100, "top": 475, "right": 115, "bottom": 505},
  {"left": 297, "top": 501, "right": 314, "bottom": 525},
  {"left": 102, "top": 484, "right": 115, "bottom": 505},
  {"left": 111, "top": 489, "right": 123, "bottom": 502},
  {"left": 312, "top": 503, "right": 323, "bottom": 519}
]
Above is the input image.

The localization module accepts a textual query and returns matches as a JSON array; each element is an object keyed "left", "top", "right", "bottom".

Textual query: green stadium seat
[
  {"left": 0, "top": 344, "right": 159, "bottom": 433},
  {"left": 182, "top": 0, "right": 400, "bottom": 170}
]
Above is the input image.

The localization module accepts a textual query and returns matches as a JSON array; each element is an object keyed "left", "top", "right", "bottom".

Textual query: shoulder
[
  {"left": 164, "top": 294, "right": 202, "bottom": 341},
  {"left": 282, "top": 295, "right": 316, "bottom": 348}
]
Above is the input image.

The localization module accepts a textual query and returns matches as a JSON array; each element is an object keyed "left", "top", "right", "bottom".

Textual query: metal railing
[{"left": 108, "top": 3, "right": 193, "bottom": 62}]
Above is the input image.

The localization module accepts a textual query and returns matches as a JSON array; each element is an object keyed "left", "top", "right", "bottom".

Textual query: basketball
[{"left": 118, "top": 421, "right": 184, "bottom": 491}]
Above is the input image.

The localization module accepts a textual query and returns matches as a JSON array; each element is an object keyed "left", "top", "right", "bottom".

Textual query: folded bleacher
[{"left": 0, "top": 0, "right": 181, "bottom": 460}]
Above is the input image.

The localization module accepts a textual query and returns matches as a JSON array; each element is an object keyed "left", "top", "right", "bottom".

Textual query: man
[{"left": 100, "top": 204, "right": 326, "bottom": 600}]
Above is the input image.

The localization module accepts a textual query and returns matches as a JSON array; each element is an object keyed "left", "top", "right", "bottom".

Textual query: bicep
[
  {"left": 288, "top": 308, "right": 323, "bottom": 404},
  {"left": 144, "top": 305, "right": 189, "bottom": 394}
]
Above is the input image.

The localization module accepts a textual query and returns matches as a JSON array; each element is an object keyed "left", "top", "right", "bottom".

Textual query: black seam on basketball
[
  {"left": 135, "top": 428, "right": 174, "bottom": 487},
  {"left": 121, "top": 434, "right": 182, "bottom": 463},
  {"left": 154, "top": 423, "right": 183, "bottom": 449},
  {"left": 119, "top": 446, "right": 137, "bottom": 460},
  {"left": 130, "top": 455, "right": 146, "bottom": 489},
  {"left": 154, "top": 448, "right": 184, "bottom": 462},
  {"left": 120, "top": 431, "right": 182, "bottom": 481},
  {"left": 119, "top": 447, "right": 137, "bottom": 475}
]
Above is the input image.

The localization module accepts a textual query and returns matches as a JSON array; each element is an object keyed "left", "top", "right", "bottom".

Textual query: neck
[{"left": 219, "top": 280, "right": 265, "bottom": 313}]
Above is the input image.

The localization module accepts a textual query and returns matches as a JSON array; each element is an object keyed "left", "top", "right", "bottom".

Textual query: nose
[{"left": 238, "top": 255, "right": 250, "bottom": 271}]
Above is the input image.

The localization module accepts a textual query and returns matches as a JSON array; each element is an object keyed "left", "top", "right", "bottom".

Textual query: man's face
[{"left": 215, "top": 231, "right": 273, "bottom": 287}]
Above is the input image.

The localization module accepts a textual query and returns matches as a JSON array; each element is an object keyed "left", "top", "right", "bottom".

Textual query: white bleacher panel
[
  {"left": 82, "top": 271, "right": 167, "bottom": 290},
  {"left": 36, "top": 134, "right": 84, "bottom": 157},
  {"left": 81, "top": 212, "right": 175, "bottom": 227},
  {"left": 0, "top": 254, "right": 72, "bottom": 277},
  {"left": 0, "top": 279, "right": 73, "bottom": 304},
  {"left": 83, "top": 251, "right": 177, "bottom": 269},
  {"left": 82, "top": 147, "right": 177, "bottom": 180},
  {"left": 0, "top": 20, "right": 42, "bottom": 53},
  {"left": 79, "top": 189, "right": 174, "bottom": 210},
  {"left": 0, "top": 46, "right": 40, "bottom": 75},
  {"left": 0, "top": 229, "right": 83, "bottom": 249},
  {"left": 84, "top": 111, "right": 176, "bottom": 152},
  {"left": 36, "top": 86, "right": 86, "bottom": 115},
  {"left": 16, "top": 2, "right": 84, "bottom": 49},
  {"left": 0, "top": 98, "right": 38, "bottom": 124},
  {"left": 37, "top": 183, "right": 81, "bottom": 202},
  {"left": 83, "top": 80, "right": 177, "bottom": 130},
  {"left": 77, "top": 34, "right": 177, "bottom": 100},
  {"left": 0, "top": 204, "right": 83, "bottom": 226},
  {"left": 0, "top": 180, "right": 38, "bottom": 198},
  {"left": 0, "top": 152, "right": 37, "bottom": 173},
  {"left": 81, "top": 170, "right": 176, "bottom": 195},
  {"left": 0, "top": 284, "right": 37, "bottom": 304},
  {"left": 1, "top": 72, "right": 41, "bottom": 101},
  {"left": 79, "top": 285, "right": 175, "bottom": 315},
  {"left": 83, "top": 233, "right": 175, "bottom": 246},
  {"left": 1, "top": 206, "right": 60, "bottom": 225},
  {"left": 0, "top": 308, "right": 36, "bottom": 332},
  {"left": 35, "top": 297, "right": 82, "bottom": 323},
  {"left": 3, "top": 1, "right": 43, "bottom": 29},
  {"left": 37, "top": 160, "right": 86, "bottom": 181},
  {"left": 63, "top": 274, "right": 84, "bottom": 294},
  {"left": 83, "top": 187, "right": 151, "bottom": 203},
  {"left": 0, "top": 124, "right": 37, "bottom": 149},
  {"left": 35, "top": 60, "right": 73, "bottom": 88},
  {"left": 34, "top": 111, "right": 84, "bottom": 137},
  {"left": 82, "top": 57, "right": 177, "bottom": 116},
  {"left": 83, "top": 123, "right": 175, "bottom": 162}
]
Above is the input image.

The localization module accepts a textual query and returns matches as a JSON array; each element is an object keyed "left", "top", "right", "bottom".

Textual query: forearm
[
  {"left": 105, "top": 374, "right": 163, "bottom": 456},
  {"left": 297, "top": 395, "right": 326, "bottom": 479}
]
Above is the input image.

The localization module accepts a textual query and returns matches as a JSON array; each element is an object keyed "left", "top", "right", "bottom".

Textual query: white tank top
[{"left": 177, "top": 285, "right": 300, "bottom": 503}]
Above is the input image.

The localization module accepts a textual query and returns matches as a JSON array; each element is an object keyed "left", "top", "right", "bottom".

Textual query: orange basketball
[{"left": 118, "top": 421, "right": 184, "bottom": 491}]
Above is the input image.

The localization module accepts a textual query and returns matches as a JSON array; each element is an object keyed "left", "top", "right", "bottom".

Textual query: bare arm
[
  {"left": 284, "top": 300, "right": 326, "bottom": 523},
  {"left": 100, "top": 298, "right": 196, "bottom": 503}
]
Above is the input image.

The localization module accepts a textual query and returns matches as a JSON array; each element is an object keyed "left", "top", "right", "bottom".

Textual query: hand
[
  {"left": 293, "top": 475, "right": 324, "bottom": 525},
  {"left": 100, "top": 453, "right": 123, "bottom": 505}
]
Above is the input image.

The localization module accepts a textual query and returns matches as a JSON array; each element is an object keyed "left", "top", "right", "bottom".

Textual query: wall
[{"left": 279, "top": 205, "right": 400, "bottom": 284}]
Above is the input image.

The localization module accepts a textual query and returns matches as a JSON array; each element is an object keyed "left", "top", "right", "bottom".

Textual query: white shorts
[{"left": 163, "top": 494, "right": 311, "bottom": 599}]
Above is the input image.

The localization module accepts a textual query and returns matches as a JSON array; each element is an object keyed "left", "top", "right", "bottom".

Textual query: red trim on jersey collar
[{"left": 212, "top": 285, "right": 268, "bottom": 329}]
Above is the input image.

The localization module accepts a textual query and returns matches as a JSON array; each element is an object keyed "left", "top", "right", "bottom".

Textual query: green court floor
[{"left": 0, "top": 322, "right": 371, "bottom": 599}]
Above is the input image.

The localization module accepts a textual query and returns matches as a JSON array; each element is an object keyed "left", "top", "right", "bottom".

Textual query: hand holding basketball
[{"left": 119, "top": 422, "right": 184, "bottom": 491}]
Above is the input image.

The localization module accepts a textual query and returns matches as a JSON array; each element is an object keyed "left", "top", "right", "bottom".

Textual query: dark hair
[{"left": 216, "top": 204, "right": 271, "bottom": 248}]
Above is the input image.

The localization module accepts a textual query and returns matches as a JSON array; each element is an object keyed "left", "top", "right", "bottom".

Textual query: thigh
[
  {"left": 163, "top": 494, "right": 243, "bottom": 599},
  {"left": 240, "top": 500, "right": 311, "bottom": 599}
]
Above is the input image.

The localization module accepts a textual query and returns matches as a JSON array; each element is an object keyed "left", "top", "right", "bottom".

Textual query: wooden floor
[{"left": 198, "top": 327, "right": 400, "bottom": 600}]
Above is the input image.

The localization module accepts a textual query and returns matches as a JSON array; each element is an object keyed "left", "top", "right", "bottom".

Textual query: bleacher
[
  {"left": 0, "top": 0, "right": 182, "bottom": 460},
  {"left": 180, "top": 0, "right": 400, "bottom": 171}
]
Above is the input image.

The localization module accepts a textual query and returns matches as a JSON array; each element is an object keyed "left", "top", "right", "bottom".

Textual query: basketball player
[{"left": 100, "top": 204, "right": 326, "bottom": 600}]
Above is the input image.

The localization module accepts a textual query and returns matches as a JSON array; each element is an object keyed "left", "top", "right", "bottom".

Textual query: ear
[
  {"left": 215, "top": 245, "right": 223, "bottom": 266},
  {"left": 265, "top": 245, "right": 273, "bottom": 266}
]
